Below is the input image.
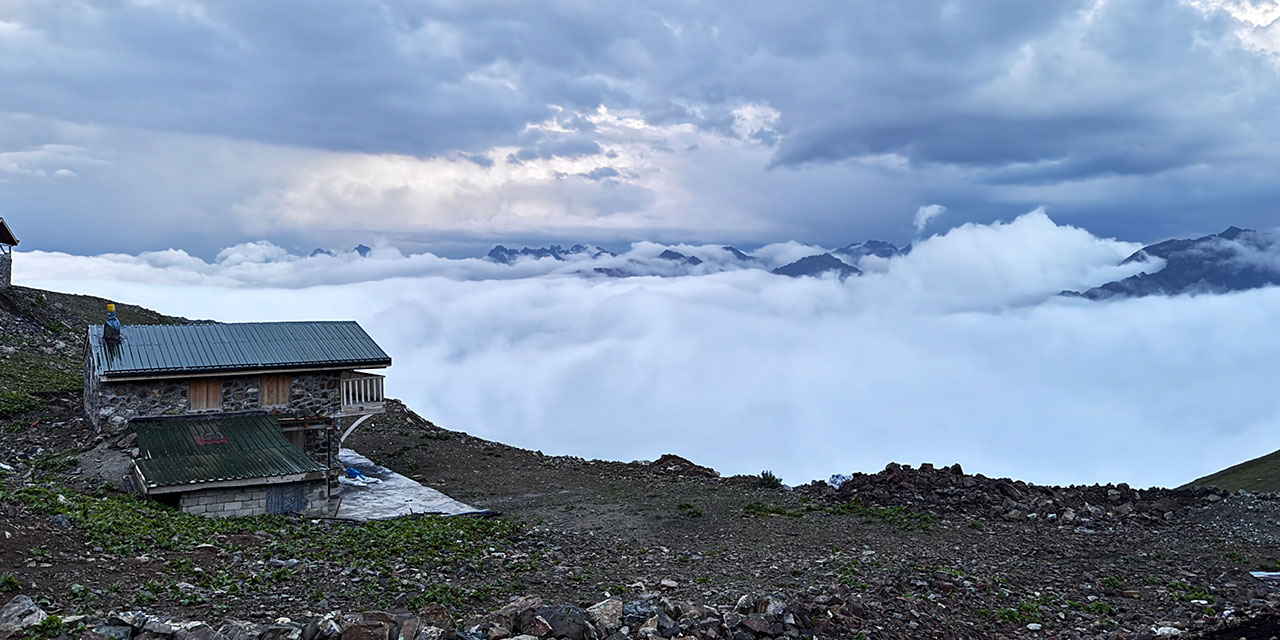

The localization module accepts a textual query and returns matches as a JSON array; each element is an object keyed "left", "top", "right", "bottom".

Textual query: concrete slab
[{"left": 329, "top": 448, "right": 488, "bottom": 521}]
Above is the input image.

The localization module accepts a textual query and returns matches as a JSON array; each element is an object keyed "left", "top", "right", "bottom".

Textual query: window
[
  {"left": 261, "top": 374, "right": 291, "bottom": 407},
  {"left": 189, "top": 379, "right": 222, "bottom": 411}
]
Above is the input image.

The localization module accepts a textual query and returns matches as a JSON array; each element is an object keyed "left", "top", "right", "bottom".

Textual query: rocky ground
[{"left": 2, "top": 285, "right": 1280, "bottom": 639}]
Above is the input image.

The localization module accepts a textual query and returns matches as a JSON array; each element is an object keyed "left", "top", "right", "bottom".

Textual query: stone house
[
  {"left": 83, "top": 318, "right": 391, "bottom": 516},
  {"left": 0, "top": 217, "right": 17, "bottom": 289}
]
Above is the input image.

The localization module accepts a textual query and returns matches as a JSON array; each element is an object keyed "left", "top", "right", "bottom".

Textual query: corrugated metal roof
[
  {"left": 132, "top": 413, "right": 328, "bottom": 489},
  {"left": 88, "top": 321, "right": 391, "bottom": 379},
  {"left": 0, "top": 218, "right": 17, "bottom": 246}
]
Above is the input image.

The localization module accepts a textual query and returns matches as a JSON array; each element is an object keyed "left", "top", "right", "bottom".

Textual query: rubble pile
[
  {"left": 804, "top": 463, "right": 1266, "bottom": 525},
  {"left": 6, "top": 588, "right": 1280, "bottom": 640}
]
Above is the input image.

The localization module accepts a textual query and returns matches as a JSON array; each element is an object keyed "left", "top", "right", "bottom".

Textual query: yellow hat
[{"left": 107, "top": 304, "right": 115, "bottom": 312}]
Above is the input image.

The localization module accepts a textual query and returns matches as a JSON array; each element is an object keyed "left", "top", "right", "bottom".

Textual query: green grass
[
  {"left": 30, "top": 451, "right": 78, "bottom": 471},
  {"left": 0, "top": 348, "right": 81, "bottom": 394},
  {"left": 743, "top": 502, "right": 804, "bottom": 518},
  {"left": 0, "top": 389, "right": 45, "bottom": 418},
  {"left": 1168, "top": 581, "right": 1214, "bottom": 603},
  {"left": 676, "top": 502, "right": 703, "bottom": 518},
  {"left": 9, "top": 485, "right": 523, "bottom": 569},
  {"left": 755, "top": 470, "right": 784, "bottom": 489},
  {"left": 1186, "top": 447, "right": 1280, "bottom": 493},
  {"left": 827, "top": 499, "right": 937, "bottom": 531},
  {"left": 0, "top": 346, "right": 82, "bottom": 418}
]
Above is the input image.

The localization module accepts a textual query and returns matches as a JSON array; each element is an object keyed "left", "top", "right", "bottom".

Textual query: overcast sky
[{"left": 3, "top": 0, "right": 1280, "bottom": 257}]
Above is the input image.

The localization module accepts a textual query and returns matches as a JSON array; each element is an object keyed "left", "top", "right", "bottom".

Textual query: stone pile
[
  {"left": 802, "top": 462, "right": 1267, "bottom": 525},
  {"left": 0, "top": 591, "right": 902, "bottom": 640},
  {"left": 462, "top": 592, "right": 873, "bottom": 640},
  {"left": 647, "top": 455, "right": 719, "bottom": 479},
  {"left": 6, "top": 582, "right": 1280, "bottom": 640}
]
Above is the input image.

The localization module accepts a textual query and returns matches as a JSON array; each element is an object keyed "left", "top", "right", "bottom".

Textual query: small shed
[
  {"left": 131, "top": 413, "right": 330, "bottom": 516},
  {"left": 0, "top": 217, "right": 18, "bottom": 289}
]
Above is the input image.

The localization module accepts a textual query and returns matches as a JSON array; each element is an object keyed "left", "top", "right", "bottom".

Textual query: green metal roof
[
  {"left": 88, "top": 321, "right": 391, "bottom": 379},
  {"left": 132, "top": 413, "right": 328, "bottom": 490}
]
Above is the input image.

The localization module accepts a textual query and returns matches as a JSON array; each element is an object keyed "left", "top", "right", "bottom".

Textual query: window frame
[
  {"left": 188, "top": 378, "right": 222, "bottom": 412},
  {"left": 260, "top": 373, "right": 292, "bottom": 408}
]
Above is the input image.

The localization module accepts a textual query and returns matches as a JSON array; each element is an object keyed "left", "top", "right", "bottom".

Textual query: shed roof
[
  {"left": 132, "top": 413, "right": 328, "bottom": 491},
  {"left": 0, "top": 218, "right": 17, "bottom": 246},
  {"left": 88, "top": 321, "right": 391, "bottom": 379}
]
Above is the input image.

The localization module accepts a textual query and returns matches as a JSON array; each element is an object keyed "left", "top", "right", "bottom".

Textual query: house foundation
[{"left": 177, "top": 480, "right": 328, "bottom": 517}]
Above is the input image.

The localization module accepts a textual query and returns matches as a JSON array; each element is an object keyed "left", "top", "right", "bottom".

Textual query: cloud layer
[{"left": 20, "top": 212, "right": 1280, "bottom": 488}]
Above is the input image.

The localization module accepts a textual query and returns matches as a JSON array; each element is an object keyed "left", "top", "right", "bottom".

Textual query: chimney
[{"left": 104, "top": 304, "right": 122, "bottom": 345}]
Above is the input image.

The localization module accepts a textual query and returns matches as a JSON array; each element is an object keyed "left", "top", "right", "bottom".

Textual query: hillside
[
  {"left": 1187, "top": 449, "right": 1280, "bottom": 493},
  {"left": 2, "top": 285, "right": 1280, "bottom": 639}
]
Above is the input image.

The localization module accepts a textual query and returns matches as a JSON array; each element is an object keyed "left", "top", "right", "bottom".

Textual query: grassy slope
[
  {"left": 1186, "top": 449, "right": 1280, "bottom": 493},
  {"left": 0, "top": 286, "right": 189, "bottom": 420},
  {"left": 0, "top": 285, "right": 189, "bottom": 329}
]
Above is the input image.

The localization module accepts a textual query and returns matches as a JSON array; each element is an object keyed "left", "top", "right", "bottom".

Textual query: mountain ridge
[{"left": 1065, "top": 226, "right": 1280, "bottom": 299}]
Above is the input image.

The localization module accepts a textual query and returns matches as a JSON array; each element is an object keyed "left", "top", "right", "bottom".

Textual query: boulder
[
  {"left": 621, "top": 602, "right": 656, "bottom": 628},
  {"left": 409, "top": 628, "right": 453, "bottom": 640},
  {"left": 260, "top": 624, "right": 303, "bottom": 640},
  {"left": 415, "top": 605, "right": 454, "bottom": 633},
  {"left": 302, "top": 614, "right": 342, "bottom": 640},
  {"left": 0, "top": 596, "right": 47, "bottom": 634},
  {"left": 173, "top": 623, "right": 221, "bottom": 640},
  {"left": 585, "top": 600, "right": 622, "bottom": 633},
  {"left": 217, "top": 622, "right": 266, "bottom": 640},
  {"left": 95, "top": 625, "right": 135, "bottom": 640},
  {"left": 532, "top": 606, "right": 595, "bottom": 640},
  {"left": 340, "top": 621, "right": 391, "bottom": 640}
]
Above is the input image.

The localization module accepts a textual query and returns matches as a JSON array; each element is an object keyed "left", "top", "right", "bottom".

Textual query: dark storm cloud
[
  {"left": 0, "top": 0, "right": 1110, "bottom": 161},
  {"left": 3, "top": 0, "right": 1280, "bottom": 251}
]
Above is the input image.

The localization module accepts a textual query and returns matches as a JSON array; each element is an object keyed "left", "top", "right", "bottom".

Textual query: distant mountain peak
[
  {"left": 772, "top": 253, "right": 861, "bottom": 279},
  {"left": 1218, "top": 226, "right": 1250, "bottom": 240},
  {"left": 658, "top": 249, "right": 703, "bottom": 266},
  {"left": 1067, "top": 226, "right": 1279, "bottom": 299},
  {"left": 835, "top": 240, "right": 911, "bottom": 262},
  {"left": 486, "top": 244, "right": 609, "bottom": 264}
]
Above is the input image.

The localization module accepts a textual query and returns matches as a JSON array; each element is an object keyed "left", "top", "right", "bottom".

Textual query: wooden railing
[{"left": 340, "top": 373, "right": 385, "bottom": 415}]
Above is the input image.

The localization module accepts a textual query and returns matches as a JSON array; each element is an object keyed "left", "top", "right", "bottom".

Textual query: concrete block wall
[
  {"left": 177, "top": 480, "right": 328, "bottom": 517},
  {"left": 0, "top": 252, "right": 10, "bottom": 288},
  {"left": 305, "top": 481, "right": 328, "bottom": 512},
  {"left": 180, "top": 486, "right": 269, "bottom": 517}
]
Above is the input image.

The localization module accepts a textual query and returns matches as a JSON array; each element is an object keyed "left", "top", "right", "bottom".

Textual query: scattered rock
[
  {"left": 586, "top": 600, "right": 622, "bottom": 633},
  {"left": 0, "top": 596, "right": 47, "bottom": 633}
]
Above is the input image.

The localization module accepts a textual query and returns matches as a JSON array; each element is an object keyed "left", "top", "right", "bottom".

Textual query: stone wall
[
  {"left": 0, "top": 251, "right": 10, "bottom": 288},
  {"left": 287, "top": 425, "right": 333, "bottom": 461},
  {"left": 287, "top": 372, "right": 343, "bottom": 416},
  {"left": 177, "top": 480, "right": 328, "bottom": 517},
  {"left": 221, "top": 375, "right": 261, "bottom": 412},
  {"left": 82, "top": 341, "right": 99, "bottom": 426},
  {"left": 86, "top": 370, "right": 345, "bottom": 432}
]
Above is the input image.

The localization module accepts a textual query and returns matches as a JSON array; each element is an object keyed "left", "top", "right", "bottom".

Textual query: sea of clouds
[{"left": 18, "top": 210, "right": 1280, "bottom": 488}]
